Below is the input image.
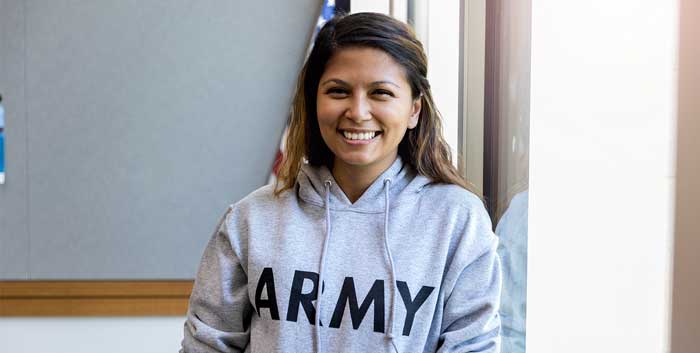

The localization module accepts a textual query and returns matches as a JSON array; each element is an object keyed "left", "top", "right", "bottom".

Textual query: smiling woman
[
  {"left": 315, "top": 47, "right": 421, "bottom": 202},
  {"left": 181, "top": 12, "right": 502, "bottom": 353}
]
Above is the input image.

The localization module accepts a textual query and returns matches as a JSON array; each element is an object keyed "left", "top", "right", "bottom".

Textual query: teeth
[{"left": 343, "top": 131, "right": 378, "bottom": 140}]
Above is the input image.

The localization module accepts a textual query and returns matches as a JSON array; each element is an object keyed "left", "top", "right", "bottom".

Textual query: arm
[
  {"left": 181, "top": 206, "right": 254, "bottom": 353},
  {"left": 437, "top": 207, "right": 502, "bottom": 353}
]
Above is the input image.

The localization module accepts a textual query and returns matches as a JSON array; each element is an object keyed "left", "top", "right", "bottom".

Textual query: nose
[{"left": 344, "top": 94, "right": 371, "bottom": 122}]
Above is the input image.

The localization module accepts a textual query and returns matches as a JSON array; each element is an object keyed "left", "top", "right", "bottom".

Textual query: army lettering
[{"left": 254, "top": 267, "right": 435, "bottom": 336}]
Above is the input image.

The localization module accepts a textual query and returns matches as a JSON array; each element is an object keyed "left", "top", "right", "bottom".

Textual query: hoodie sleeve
[
  {"left": 180, "top": 205, "right": 254, "bottom": 353},
  {"left": 437, "top": 204, "right": 502, "bottom": 353}
]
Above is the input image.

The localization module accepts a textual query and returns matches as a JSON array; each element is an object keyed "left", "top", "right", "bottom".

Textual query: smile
[{"left": 338, "top": 129, "right": 383, "bottom": 145}]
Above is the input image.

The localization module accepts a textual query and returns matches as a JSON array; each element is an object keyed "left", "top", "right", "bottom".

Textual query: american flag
[{"left": 268, "top": 0, "right": 337, "bottom": 184}]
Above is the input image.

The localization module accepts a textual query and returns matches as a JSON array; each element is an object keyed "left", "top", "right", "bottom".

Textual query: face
[{"left": 316, "top": 47, "right": 421, "bottom": 175}]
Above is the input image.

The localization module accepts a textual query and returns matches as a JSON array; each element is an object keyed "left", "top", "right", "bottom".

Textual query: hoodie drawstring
[
  {"left": 383, "top": 178, "right": 400, "bottom": 353},
  {"left": 315, "top": 179, "right": 399, "bottom": 353},
  {"left": 315, "top": 180, "right": 333, "bottom": 353}
]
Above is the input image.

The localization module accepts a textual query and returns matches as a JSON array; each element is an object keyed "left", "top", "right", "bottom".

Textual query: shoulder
[
  {"left": 228, "top": 183, "right": 297, "bottom": 219},
  {"left": 420, "top": 183, "right": 496, "bottom": 256},
  {"left": 236, "top": 183, "right": 278, "bottom": 207},
  {"left": 419, "top": 182, "right": 487, "bottom": 216},
  {"left": 217, "top": 183, "right": 296, "bottom": 245}
]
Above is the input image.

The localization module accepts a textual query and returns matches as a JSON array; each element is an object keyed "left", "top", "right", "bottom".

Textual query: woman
[{"left": 181, "top": 12, "right": 501, "bottom": 353}]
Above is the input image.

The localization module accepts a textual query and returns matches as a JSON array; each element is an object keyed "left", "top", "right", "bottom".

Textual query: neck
[{"left": 331, "top": 153, "right": 397, "bottom": 203}]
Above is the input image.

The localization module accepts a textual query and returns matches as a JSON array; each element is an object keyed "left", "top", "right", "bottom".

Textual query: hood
[{"left": 297, "top": 156, "right": 432, "bottom": 213}]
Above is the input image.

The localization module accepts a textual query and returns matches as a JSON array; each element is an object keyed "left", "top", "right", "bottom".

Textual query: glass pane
[{"left": 485, "top": 1, "right": 531, "bottom": 352}]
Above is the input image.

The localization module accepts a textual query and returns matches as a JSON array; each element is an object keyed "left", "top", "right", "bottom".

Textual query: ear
[{"left": 408, "top": 96, "right": 422, "bottom": 129}]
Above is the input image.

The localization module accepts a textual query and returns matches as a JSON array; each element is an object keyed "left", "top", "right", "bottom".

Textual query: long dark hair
[{"left": 275, "top": 12, "right": 476, "bottom": 196}]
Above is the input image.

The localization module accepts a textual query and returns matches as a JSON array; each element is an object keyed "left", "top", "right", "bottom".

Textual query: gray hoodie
[{"left": 181, "top": 156, "right": 501, "bottom": 353}]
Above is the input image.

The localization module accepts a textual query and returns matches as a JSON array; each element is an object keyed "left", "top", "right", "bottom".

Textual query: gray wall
[{"left": 0, "top": 0, "right": 320, "bottom": 279}]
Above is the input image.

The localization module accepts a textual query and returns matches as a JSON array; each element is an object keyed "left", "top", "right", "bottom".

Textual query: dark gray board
[{"left": 0, "top": 0, "right": 320, "bottom": 279}]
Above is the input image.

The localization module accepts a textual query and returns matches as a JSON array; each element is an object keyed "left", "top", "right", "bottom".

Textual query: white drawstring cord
[
  {"left": 383, "top": 178, "right": 400, "bottom": 353},
  {"left": 315, "top": 180, "right": 333, "bottom": 353}
]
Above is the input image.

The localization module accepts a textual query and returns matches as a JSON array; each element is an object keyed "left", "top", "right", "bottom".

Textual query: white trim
[{"left": 458, "top": 0, "right": 485, "bottom": 196}]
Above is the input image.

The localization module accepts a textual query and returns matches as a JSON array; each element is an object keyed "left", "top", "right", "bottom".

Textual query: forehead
[{"left": 321, "top": 47, "right": 409, "bottom": 85}]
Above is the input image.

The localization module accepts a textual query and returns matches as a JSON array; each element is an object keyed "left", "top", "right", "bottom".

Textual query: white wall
[
  {"left": 0, "top": 317, "right": 186, "bottom": 353},
  {"left": 350, "top": 0, "right": 389, "bottom": 15},
  {"left": 527, "top": 1, "right": 677, "bottom": 353},
  {"left": 427, "top": 0, "right": 460, "bottom": 168}
]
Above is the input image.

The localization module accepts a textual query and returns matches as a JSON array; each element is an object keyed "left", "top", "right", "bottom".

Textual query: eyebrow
[{"left": 320, "top": 78, "right": 401, "bottom": 89}]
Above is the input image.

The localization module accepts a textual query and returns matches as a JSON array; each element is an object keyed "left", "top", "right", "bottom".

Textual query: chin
[
  {"left": 334, "top": 153, "right": 379, "bottom": 167},
  {"left": 338, "top": 158, "right": 376, "bottom": 167}
]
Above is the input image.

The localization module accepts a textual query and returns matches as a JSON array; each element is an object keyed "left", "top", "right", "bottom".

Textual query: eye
[
  {"left": 326, "top": 87, "right": 348, "bottom": 96},
  {"left": 373, "top": 89, "right": 395, "bottom": 97}
]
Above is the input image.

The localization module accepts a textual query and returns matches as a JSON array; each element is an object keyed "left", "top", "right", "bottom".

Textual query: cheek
[
  {"left": 316, "top": 99, "right": 337, "bottom": 127},
  {"left": 375, "top": 106, "right": 412, "bottom": 131}
]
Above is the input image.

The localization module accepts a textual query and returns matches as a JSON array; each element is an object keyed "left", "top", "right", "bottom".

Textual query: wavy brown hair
[{"left": 275, "top": 12, "right": 477, "bottom": 196}]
